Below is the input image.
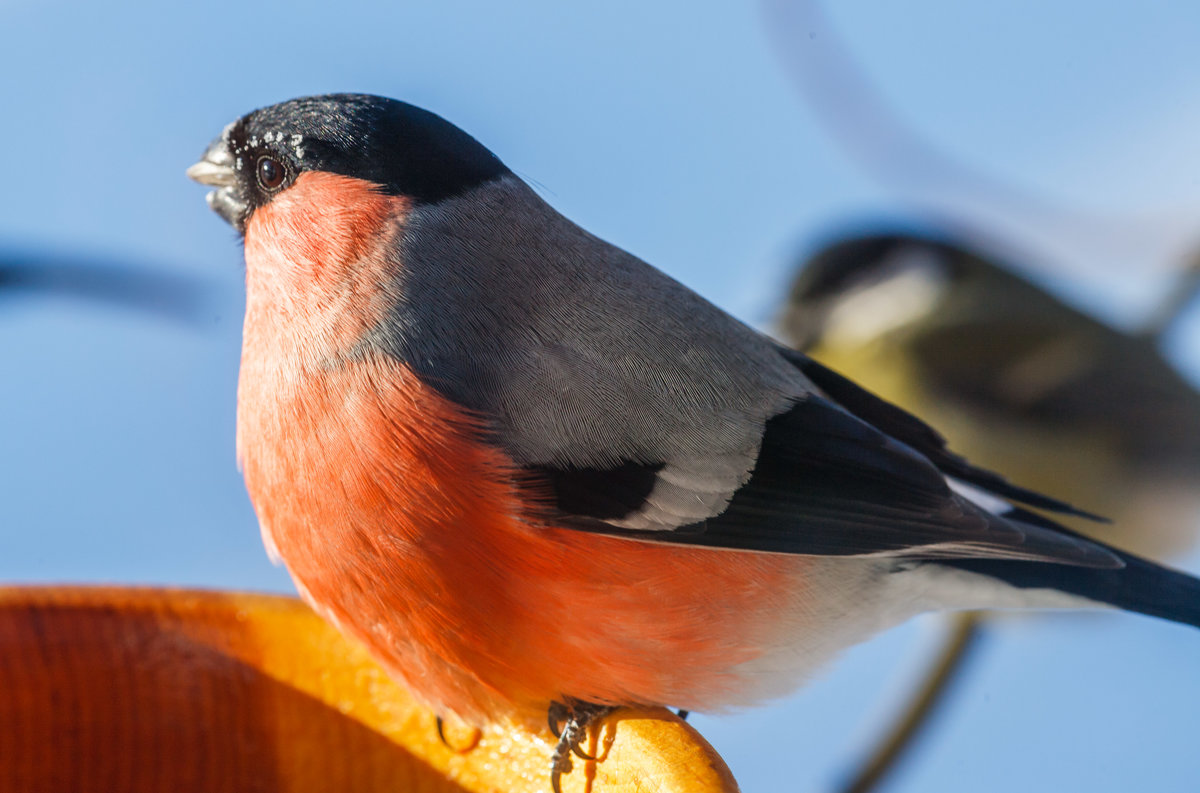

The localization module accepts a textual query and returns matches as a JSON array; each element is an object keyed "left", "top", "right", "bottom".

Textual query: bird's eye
[{"left": 256, "top": 156, "right": 286, "bottom": 191}]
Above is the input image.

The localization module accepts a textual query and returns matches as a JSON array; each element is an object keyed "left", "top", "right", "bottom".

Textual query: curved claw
[
  {"left": 546, "top": 700, "right": 616, "bottom": 792},
  {"left": 550, "top": 759, "right": 569, "bottom": 793},
  {"left": 547, "top": 702, "right": 566, "bottom": 740},
  {"left": 570, "top": 742, "right": 599, "bottom": 762},
  {"left": 435, "top": 715, "right": 481, "bottom": 754}
]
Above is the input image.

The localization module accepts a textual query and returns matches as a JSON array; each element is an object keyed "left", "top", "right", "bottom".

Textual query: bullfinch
[{"left": 188, "top": 95, "right": 1200, "bottom": 790}]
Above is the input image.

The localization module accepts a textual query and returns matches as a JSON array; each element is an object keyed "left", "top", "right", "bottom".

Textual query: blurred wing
[{"left": 909, "top": 317, "right": 1200, "bottom": 462}]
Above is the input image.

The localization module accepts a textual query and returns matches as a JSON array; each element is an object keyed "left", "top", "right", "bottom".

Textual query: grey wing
[{"left": 380, "top": 176, "right": 1119, "bottom": 568}]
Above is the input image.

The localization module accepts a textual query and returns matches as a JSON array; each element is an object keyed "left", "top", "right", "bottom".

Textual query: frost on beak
[{"left": 187, "top": 125, "right": 248, "bottom": 230}]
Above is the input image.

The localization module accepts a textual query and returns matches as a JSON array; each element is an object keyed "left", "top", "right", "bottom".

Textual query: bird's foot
[{"left": 547, "top": 699, "right": 616, "bottom": 793}]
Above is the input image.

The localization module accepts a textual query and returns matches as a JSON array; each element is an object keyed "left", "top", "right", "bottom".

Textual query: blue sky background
[{"left": 2, "top": 2, "right": 1199, "bottom": 791}]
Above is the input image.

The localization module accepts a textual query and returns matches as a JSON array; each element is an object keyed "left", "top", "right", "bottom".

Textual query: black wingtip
[
  {"left": 783, "top": 349, "right": 1109, "bottom": 522},
  {"left": 946, "top": 541, "right": 1200, "bottom": 630},
  {"left": 1000, "top": 506, "right": 1123, "bottom": 569}
]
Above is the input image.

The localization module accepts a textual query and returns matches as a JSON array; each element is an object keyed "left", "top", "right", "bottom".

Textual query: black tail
[{"left": 947, "top": 544, "right": 1200, "bottom": 629}]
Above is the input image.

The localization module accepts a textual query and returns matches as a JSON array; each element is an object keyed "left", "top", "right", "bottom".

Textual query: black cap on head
[
  {"left": 791, "top": 235, "right": 917, "bottom": 304},
  {"left": 189, "top": 94, "right": 512, "bottom": 230}
]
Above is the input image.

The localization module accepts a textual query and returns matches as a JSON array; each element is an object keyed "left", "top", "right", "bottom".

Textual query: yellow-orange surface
[{"left": 0, "top": 586, "right": 740, "bottom": 793}]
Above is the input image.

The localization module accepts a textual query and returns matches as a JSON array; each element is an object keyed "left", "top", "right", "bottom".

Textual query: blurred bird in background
[
  {"left": 783, "top": 230, "right": 1200, "bottom": 560},
  {"left": 780, "top": 229, "right": 1200, "bottom": 793}
]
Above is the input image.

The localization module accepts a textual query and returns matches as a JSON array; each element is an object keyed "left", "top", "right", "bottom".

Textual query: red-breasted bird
[{"left": 188, "top": 94, "right": 1200, "bottom": 788}]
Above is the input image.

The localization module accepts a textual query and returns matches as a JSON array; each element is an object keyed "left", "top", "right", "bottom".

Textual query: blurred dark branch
[
  {"left": 0, "top": 249, "right": 218, "bottom": 325},
  {"left": 761, "top": 0, "right": 1200, "bottom": 274},
  {"left": 1141, "top": 248, "right": 1200, "bottom": 339},
  {"left": 837, "top": 613, "right": 985, "bottom": 793},
  {"left": 760, "top": 0, "right": 1045, "bottom": 210}
]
